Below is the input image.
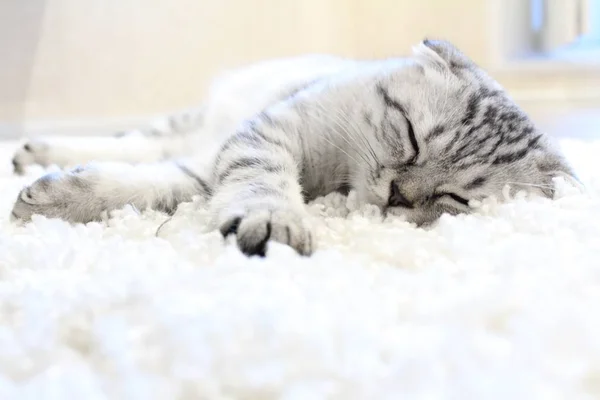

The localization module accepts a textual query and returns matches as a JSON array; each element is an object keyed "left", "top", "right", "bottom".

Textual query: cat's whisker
[
  {"left": 337, "top": 93, "right": 383, "bottom": 165},
  {"left": 310, "top": 101, "right": 375, "bottom": 167},
  {"left": 348, "top": 119, "right": 381, "bottom": 165},
  {"left": 502, "top": 181, "right": 556, "bottom": 189},
  {"left": 334, "top": 114, "right": 378, "bottom": 164},
  {"left": 319, "top": 134, "right": 365, "bottom": 167},
  {"left": 328, "top": 123, "right": 373, "bottom": 166},
  {"left": 315, "top": 100, "right": 382, "bottom": 166}
]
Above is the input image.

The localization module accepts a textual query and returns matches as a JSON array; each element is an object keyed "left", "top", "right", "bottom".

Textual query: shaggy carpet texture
[{"left": 0, "top": 139, "right": 599, "bottom": 399}]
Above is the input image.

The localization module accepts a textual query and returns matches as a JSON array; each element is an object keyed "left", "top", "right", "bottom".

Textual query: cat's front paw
[
  {"left": 11, "top": 166, "right": 104, "bottom": 223},
  {"left": 219, "top": 208, "right": 314, "bottom": 257},
  {"left": 11, "top": 140, "right": 50, "bottom": 174}
]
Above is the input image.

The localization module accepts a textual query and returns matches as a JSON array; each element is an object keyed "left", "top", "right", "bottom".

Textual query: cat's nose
[{"left": 388, "top": 181, "right": 414, "bottom": 208}]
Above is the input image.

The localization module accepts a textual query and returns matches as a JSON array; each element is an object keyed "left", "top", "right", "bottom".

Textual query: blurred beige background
[
  {"left": 1, "top": 0, "right": 487, "bottom": 123},
  {"left": 1, "top": 0, "right": 599, "bottom": 138}
]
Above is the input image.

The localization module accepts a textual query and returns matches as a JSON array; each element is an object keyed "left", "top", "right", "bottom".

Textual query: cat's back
[{"left": 198, "top": 54, "right": 361, "bottom": 142}]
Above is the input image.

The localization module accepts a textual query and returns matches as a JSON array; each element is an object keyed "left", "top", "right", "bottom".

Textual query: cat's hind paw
[
  {"left": 10, "top": 167, "right": 105, "bottom": 223},
  {"left": 11, "top": 140, "right": 50, "bottom": 175}
]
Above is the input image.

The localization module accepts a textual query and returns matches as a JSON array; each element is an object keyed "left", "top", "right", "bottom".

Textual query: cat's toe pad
[{"left": 220, "top": 209, "right": 313, "bottom": 256}]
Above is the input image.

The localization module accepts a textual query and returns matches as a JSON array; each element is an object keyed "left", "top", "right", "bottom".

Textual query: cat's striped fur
[{"left": 11, "top": 40, "right": 575, "bottom": 256}]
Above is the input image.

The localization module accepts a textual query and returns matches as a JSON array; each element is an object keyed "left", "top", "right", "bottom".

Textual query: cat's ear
[{"left": 412, "top": 39, "right": 473, "bottom": 71}]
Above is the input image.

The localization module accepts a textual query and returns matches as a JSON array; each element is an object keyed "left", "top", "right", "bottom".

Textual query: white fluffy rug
[{"left": 1, "top": 138, "right": 600, "bottom": 399}]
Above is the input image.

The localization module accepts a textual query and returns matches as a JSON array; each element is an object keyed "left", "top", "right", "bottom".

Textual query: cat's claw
[
  {"left": 12, "top": 140, "right": 50, "bottom": 174},
  {"left": 220, "top": 208, "right": 314, "bottom": 256}
]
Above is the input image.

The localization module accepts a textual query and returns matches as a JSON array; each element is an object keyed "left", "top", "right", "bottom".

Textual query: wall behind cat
[{"left": 1, "top": 0, "right": 487, "bottom": 127}]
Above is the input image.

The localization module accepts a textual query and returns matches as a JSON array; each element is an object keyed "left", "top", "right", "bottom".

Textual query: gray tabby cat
[{"left": 11, "top": 40, "right": 575, "bottom": 256}]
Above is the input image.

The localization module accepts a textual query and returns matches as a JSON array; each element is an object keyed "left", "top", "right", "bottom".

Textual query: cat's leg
[
  {"left": 210, "top": 115, "right": 314, "bottom": 257},
  {"left": 11, "top": 135, "right": 173, "bottom": 174},
  {"left": 11, "top": 108, "right": 204, "bottom": 174},
  {"left": 10, "top": 160, "right": 211, "bottom": 223}
]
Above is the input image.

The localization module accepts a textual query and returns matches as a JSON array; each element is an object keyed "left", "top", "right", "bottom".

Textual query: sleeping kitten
[{"left": 10, "top": 40, "right": 575, "bottom": 256}]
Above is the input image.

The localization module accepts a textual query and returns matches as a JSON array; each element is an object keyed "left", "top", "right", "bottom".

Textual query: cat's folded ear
[{"left": 412, "top": 39, "right": 473, "bottom": 71}]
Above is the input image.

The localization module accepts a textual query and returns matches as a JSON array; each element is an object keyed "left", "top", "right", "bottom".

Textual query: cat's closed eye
[
  {"left": 433, "top": 192, "right": 470, "bottom": 207},
  {"left": 388, "top": 181, "right": 470, "bottom": 209}
]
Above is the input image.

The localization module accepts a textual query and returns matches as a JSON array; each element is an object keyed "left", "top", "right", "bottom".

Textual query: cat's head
[{"left": 355, "top": 39, "right": 577, "bottom": 226}]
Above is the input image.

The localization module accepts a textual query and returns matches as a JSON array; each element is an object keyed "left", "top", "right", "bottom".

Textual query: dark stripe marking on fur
[
  {"left": 217, "top": 157, "right": 283, "bottom": 183},
  {"left": 464, "top": 176, "right": 487, "bottom": 190},
  {"left": 176, "top": 163, "right": 212, "bottom": 196},
  {"left": 377, "top": 84, "right": 420, "bottom": 162}
]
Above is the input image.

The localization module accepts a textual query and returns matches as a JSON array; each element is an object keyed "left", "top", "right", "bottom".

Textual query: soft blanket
[{"left": 0, "top": 139, "right": 599, "bottom": 399}]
